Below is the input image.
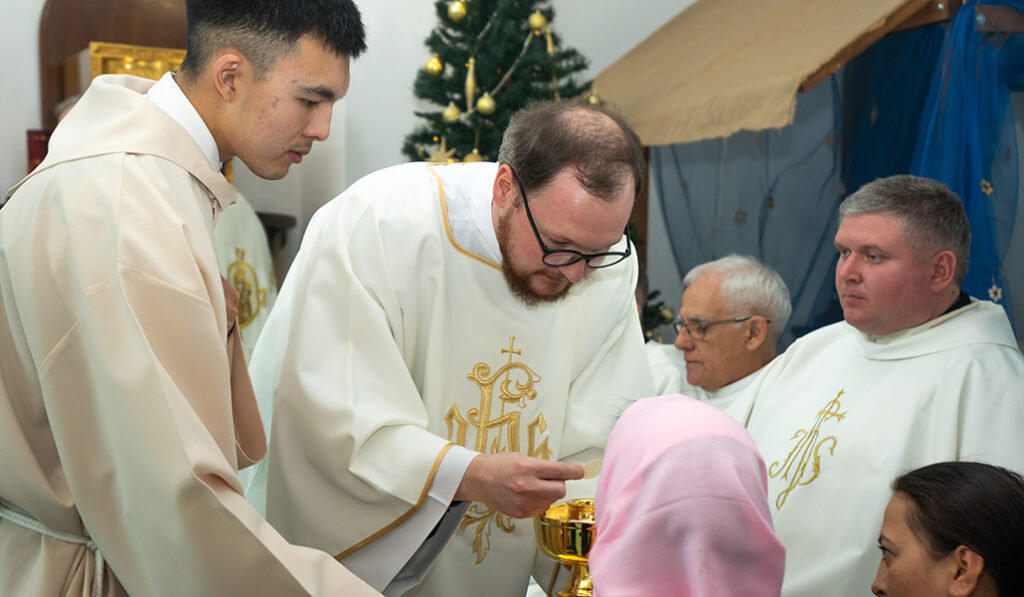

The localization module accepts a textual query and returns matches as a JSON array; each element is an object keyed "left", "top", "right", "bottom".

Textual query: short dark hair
[
  {"left": 839, "top": 175, "right": 971, "bottom": 286},
  {"left": 497, "top": 100, "right": 645, "bottom": 203},
  {"left": 179, "top": 0, "right": 366, "bottom": 81},
  {"left": 893, "top": 461, "right": 1024, "bottom": 597}
]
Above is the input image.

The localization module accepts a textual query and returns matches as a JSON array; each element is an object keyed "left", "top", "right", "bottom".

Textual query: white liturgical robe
[
  {"left": 0, "top": 74, "right": 377, "bottom": 596},
  {"left": 249, "top": 161, "right": 653, "bottom": 596},
  {"left": 645, "top": 341, "right": 764, "bottom": 423},
  {"left": 745, "top": 300, "right": 1024, "bottom": 597}
]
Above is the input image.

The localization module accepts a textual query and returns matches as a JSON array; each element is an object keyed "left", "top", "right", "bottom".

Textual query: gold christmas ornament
[
  {"left": 476, "top": 92, "right": 496, "bottom": 116},
  {"left": 442, "top": 101, "right": 461, "bottom": 123},
  {"left": 427, "top": 137, "right": 458, "bottom": 163},
  {"left": 425, "top": 54, "right": 443, "bottom": 76},
  {"left": 448, "top": 1, "right": 467, "bottom": 23},
  {"left": 463, "top": 148, "right": 484, "bottom": 163},
  {"left": 587, "top": 91, "right": 603, "bottom": 106},
  {"left": 545, "top": 26, "right": 556, "bottom": 55},
  {"left": 528, "top": 11, "right": 547, "bottom": 32},
  {"left": 464, "top": 58, "right": 477, "bottom": 112}
]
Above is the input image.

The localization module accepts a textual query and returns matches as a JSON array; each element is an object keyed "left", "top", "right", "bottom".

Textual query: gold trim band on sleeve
[{"left": 334, "top": 442, "right": 457, "bottom": 560}]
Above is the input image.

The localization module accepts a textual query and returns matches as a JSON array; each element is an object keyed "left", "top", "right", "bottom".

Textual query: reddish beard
[{"left": 496, "top": 209, "right": 573, "bottom": 306}]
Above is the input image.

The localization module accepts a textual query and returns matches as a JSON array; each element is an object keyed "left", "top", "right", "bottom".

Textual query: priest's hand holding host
[{"left": 455, "top": 453, "right": 585, "bottom": 519}]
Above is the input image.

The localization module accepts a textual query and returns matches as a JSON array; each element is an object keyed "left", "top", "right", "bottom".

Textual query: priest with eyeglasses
[
  {"left": 647, "top": 254, "right": 791, "bottom": 423},
  {"left": 245, "top": 100, "right": 653, "bottom": 597}
]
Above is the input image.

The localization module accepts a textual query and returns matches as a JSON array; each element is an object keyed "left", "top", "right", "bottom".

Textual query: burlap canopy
[{"left": 594, "top": 0, "right": 934, "bottom": 145}]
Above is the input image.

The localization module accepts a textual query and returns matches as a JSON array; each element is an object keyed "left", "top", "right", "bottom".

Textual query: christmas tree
[{"left": 402, "top": 1, "right": 594, "bottom": 164}]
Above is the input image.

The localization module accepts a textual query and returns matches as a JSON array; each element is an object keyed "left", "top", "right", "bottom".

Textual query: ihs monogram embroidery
[
  {"left": 226, "top": 248, "right": 267, "bottom": 329},
  {"left": 444, "top": 337, "right": 551, "bottom": 564},
  {"left": 768, "top": 389, "right": 847, "bottom": 510}
]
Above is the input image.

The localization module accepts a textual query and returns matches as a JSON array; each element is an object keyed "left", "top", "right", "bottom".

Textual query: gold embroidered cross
[{"left": 501, "top": 337, "right": 521, "bottom": 383}]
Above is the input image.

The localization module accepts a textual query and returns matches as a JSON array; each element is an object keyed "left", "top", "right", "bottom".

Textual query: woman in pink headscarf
[{"left": 590, "top": 394, "right": 785, "bottom": 596}]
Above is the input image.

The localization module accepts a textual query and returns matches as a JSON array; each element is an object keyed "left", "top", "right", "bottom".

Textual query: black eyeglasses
[
  {"left": 509, "top": 167, "right": 631, "bottom": 269},
  {"left": 673, "top": 315, "right": 769, "bottom": 340}
]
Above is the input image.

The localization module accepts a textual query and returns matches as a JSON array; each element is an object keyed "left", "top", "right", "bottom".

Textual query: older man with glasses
[
  {"left": 645, "top": 255, "right": 791, "bottom": 423},
  {"left": 245, "top": 100, "right": 653, "bottom": 597}
]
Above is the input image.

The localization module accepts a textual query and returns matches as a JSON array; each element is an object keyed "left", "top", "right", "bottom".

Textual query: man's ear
[
  {"left": 492, "top": 164, "right": 518, "bottom": 213},
  {"left": 211, "top": 51, "right": 246, "bottom": 102},
  {"left": 930, "top": 250, "right": 957, "bottom": 293},
  {"left": 948, "top": 545, "right": 985, "bottom": 597},
  {"left": 745, "top": 316, "right": 769, "bottom": 351}
]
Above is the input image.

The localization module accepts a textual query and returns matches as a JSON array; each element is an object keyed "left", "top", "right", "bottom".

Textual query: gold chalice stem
[{"left": 557, "top": 561, "right": 592, "bottom": 597}]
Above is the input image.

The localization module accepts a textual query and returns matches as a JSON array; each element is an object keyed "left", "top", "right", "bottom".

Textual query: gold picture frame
[{"left": 64, "top": 41, "right": 185, "bottom": 98}]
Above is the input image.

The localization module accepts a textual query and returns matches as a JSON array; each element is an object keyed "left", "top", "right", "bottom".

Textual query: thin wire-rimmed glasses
[
  {"left": 673, "top": 315, "right": 770, "bottom": 340},
  {"left": 509, "top": 167, "right": 631, "bottom": 268}
]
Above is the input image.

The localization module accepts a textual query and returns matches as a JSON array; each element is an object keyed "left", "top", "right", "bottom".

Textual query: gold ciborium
[{"left": 534, "top": 497, "right": 595, "bottom": 597}]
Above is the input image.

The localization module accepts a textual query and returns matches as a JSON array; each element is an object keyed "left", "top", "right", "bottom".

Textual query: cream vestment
[{"left": 0, "top": 74, "right": 377, "bottom": 597}]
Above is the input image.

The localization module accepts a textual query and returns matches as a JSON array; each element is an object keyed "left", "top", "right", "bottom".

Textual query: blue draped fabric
[
  {"left": 828, "top": 25, "right": 946, "bottom": 331},
  {"left": 910, "top": 0, "right": 1022, "bottom": 328},
  {"left": 651, "top": 2, "right": 1023, "bottom": 346}
]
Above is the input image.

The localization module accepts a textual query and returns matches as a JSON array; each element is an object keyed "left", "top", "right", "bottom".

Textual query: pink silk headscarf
[{"left": 590, "top": 395, "right": 785, "bottom": 596}]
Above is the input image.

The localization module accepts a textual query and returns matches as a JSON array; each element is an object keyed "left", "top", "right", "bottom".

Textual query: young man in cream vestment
[
  {"left": 248, "top": 102, "right": 654, "bottom": 596},
  {"left": 0, "top": 2, "right": 380, "bottom": 595},
  {"left": 653, "top": 255, "right": 790, "bottom": 423},
  {"left": 743, "top": 175, "right": 1024, "bottom": 597}
]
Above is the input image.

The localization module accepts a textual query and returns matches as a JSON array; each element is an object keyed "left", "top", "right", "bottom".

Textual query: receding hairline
[
  {"left": 561, "top": 108, "right": 638, "bottom": 196},
  {"left": 686, "top": 268, "right": 725, "bottom": 293}
]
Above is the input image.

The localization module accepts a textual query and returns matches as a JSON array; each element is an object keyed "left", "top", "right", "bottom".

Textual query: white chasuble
[
  {"left": 250, "top": 162, "right": 653, "bottom": 596},
  {"left": 745, "top": 301, "right": 1024, "bottom": 597}
]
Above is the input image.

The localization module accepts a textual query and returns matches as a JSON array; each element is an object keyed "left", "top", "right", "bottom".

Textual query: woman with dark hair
[{"left": 872, "top": 461, "right": 1024, "bottom": 597}]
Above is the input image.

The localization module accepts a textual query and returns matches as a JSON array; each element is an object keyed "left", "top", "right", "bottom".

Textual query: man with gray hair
[
  {"left": 744, "top": 174, "right": 1024, "bottom": 597},
  {"left": 646, "top": 255, "right": 790, "bottom": 423}
]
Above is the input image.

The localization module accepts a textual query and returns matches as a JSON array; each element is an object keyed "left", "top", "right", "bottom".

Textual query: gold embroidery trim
[
  {"left": 447, "top": 337, "right": 548, "bottom": 563},
  {"left": 426, "top": 163, "right": 502, "bottom": 272},
  {"left": 226, "top": 248, "right": 267, "bottom": 329},
  {"left": 768, "top": 389, "right": 846, "bottom": 510},
  {"left": 334, "top": 442, "right": 456, "bottom": 560}
]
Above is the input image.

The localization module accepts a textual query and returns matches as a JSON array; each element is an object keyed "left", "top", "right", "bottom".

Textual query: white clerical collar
[
  {"left": 433, "top": 162, "right": 502, "bottom": 264},
  {"left": 146, "top": 72, "right": 222, "bottom": 172},
  {"left": 861, "top": 299, "right": 978, "bottom": 344}
]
